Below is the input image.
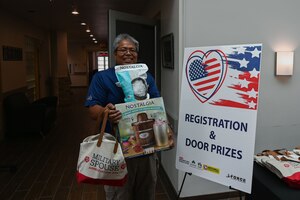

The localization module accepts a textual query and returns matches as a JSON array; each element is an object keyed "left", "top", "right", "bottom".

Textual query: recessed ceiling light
[
  {"left": 80, "top": 22, "right": 86, "bottom": 26},
  {"left": 85, "top": 25, "right": 91, "bottom": 32},
  {"left": 71, "top": 5, "right": 79, "bottom": 15}
]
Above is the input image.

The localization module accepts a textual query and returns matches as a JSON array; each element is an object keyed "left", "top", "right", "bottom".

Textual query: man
[{"left": 85, "top": 33, "right": 160, "bottom": 200}]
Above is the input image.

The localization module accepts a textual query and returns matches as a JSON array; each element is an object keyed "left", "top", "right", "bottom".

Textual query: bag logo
[
  {"left": 84, "top": 156, "right": 90, "bottom": 162},
  {"left": 121, "top": 163, "right": 126, "bottom": 169}
]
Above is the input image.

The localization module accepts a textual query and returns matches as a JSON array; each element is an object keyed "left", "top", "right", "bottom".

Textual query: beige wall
[
  {"left": 68, "top": 44, "right": 88, "bottom": 87},
  {"left": 0, "top": 10, "right": 50, "bottom": 93},
  {"left": 0, "top": 12, "right": 27, "bottom": 92},
  {"left": 56, "top": 32, "right": 68, "bottom": 77},
  {"left": 0, "top": 10, "right": 51, "bottom": 139}
]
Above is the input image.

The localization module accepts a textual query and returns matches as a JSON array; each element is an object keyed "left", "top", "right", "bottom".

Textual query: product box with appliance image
[{"left": 115, "top": 97, "right": 173, "bottom": 158}]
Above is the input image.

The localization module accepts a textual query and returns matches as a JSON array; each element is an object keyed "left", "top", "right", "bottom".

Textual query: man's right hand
[{"left": 106, "top": 103, "right": 122, "bottom": 124}]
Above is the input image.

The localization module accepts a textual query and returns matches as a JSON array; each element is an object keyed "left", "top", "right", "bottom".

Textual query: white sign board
[{"left": 176, "top": 44, "right": 262, "bottom": 193}]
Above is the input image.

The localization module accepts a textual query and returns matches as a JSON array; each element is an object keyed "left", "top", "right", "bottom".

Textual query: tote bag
[
  {"left": 255, "top": 149, "right": 300, "bottom": 189},
  {"left": 76, "top": 109, "right": 128, "bottom": 186}
]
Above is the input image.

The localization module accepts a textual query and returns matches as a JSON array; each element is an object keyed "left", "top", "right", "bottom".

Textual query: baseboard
[{"left": 158, "top": 164, "right": 244, "bottom": 200}]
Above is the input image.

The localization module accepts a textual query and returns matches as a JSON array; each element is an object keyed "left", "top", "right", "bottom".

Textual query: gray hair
[{"left": 113, "top": 33, "right": 139, "bottom": 52}]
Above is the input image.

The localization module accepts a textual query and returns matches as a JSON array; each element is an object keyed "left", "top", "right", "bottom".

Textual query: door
[{"left": 108, "top": 10, "right": 161, "bottom": 91}]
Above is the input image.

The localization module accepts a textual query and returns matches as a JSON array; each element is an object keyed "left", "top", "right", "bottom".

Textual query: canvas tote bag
[
  {"left": 76, "top": 109, "right": 128, "bottom": 186},
  {"left": 255, "top": 149, "right": 300, "bottom": 189}
]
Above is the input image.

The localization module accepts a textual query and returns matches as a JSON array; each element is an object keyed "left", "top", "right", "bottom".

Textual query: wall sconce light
[{"left": 276, "top": 51, "right": 294, "bottom": 75}]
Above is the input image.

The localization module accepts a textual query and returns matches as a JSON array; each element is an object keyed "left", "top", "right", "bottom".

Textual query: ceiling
[{"left": 0, "top": 0, "right": 150, "bottom": 46}]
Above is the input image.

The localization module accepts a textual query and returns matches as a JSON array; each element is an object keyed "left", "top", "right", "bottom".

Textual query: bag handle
[
  {"left": 111, "top": 124, "right": 119, "bottom": 154},
  {"left": 96, "top": 108, "right": 109, "bottom": 147},
  {"left": 96, "top": 108, "right": 119, "bottom": 154},
  {"left": 259, "top": 150, "right": 281, "bottom": 161}
]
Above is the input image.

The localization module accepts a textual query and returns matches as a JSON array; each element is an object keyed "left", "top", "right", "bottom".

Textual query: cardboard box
[{"left": 115, "top": 97, "right": 172, "bottom": 158}]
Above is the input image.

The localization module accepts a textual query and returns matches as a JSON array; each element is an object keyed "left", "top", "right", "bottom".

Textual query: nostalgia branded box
[{"left": 115, "top": 97, "right": 173, "bottom": 158}]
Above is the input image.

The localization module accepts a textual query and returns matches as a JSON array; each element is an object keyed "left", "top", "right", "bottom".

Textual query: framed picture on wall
[
  {"left": 2, "top": 46, "right": 23, "bottom": 61},
  {"left": 161, "top": 33, "right": 174, "bottom": 69}
]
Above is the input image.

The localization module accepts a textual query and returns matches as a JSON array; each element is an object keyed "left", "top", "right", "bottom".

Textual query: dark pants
[{"left": 104, "top": 153, "right": 159, "bottom": 200}]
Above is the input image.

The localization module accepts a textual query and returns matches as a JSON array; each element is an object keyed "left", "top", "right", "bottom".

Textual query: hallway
[{"left": 0, "top": 88, "right": 169, "bottom": 200}]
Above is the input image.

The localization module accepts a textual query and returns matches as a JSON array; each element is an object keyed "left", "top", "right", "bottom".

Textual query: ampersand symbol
[{"left": 209, "top": 131, "right": 216, "bottom": 140}]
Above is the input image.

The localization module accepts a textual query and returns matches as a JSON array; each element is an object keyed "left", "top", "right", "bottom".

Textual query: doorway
[{"left": 108, "top": 10, "right": 161, "bottom": 91}]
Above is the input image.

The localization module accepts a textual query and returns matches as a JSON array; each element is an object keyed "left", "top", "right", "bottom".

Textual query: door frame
[{"left": 108, "top": 10, "right": 160, "bottom": 81}]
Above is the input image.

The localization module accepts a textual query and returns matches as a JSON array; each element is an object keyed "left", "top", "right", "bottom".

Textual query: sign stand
[
  {"left": 176, "top": 172, "right": 243, "bottom": 199},
  {"left": 177, "top": 172, "right": 192, "bottom": 199},
  {"left": 229, "top": 186, "right": 243, "bottom": 200}
]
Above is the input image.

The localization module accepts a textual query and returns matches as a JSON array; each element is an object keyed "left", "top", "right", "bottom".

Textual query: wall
[
  {"left": 67, "top": 44, "right": 105, "bottom": 87},
  {"left": 183, "top": 0, "right": 300, "bottom": 152},
  {"left": 180, "top": 0, "right": 300, "bottom": 197},
  {"left": 53, "top": 32, "right": 73, "bottom": 105},
  {"left": 0, "top": 11, "right": 28, "bottom": 92},
  {"left": 0, "top": 10, "right": 51, "bottom": 139},
  {"left": 38, "top": 34, "right": 51, "bottom": 97},
  {"left": 56, "top": 32, "right": 68, "bottom": 77},
  {"left": 68, "top": 43, "right": 88, "bottom": 87},
  {"left": 0, "top": 10, "right": 50, "bottom": 93}
]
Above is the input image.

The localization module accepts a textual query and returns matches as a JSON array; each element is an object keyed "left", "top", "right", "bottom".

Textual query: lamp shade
[{"left": 276, "top": 51, "right": 294, "bottom": 75}]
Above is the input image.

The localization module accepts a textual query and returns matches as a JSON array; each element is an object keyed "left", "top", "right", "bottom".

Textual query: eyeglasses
[{"left": 116, "top": 48, "right": 137, "bottom": 55}]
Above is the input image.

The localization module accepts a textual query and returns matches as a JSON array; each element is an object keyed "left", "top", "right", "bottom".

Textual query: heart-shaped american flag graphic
[{"left": 186, "top": 49, "right": 228, "bottom": 103}]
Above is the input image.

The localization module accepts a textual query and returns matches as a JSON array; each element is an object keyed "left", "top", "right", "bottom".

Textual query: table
[{"left": 246, "top": 162, "right": 300, "bottom": 200}]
